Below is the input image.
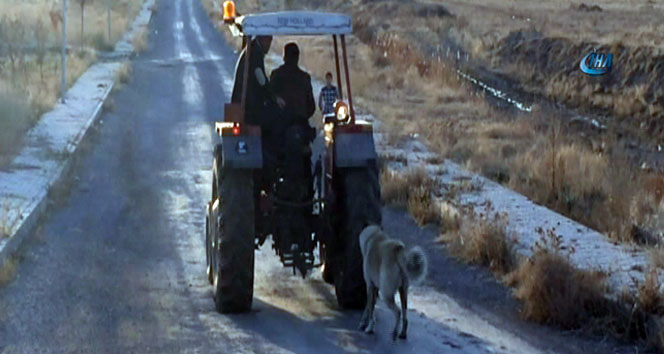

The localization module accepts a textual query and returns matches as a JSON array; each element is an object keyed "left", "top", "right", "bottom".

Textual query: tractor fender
[
  {"left": 218, "top": 135, "right": 263, "bottom": 169},
  {"left": 334, "top": 127, "right": 377, "bottom": 168}
]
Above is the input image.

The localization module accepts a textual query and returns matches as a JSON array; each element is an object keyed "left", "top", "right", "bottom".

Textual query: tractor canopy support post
[
  {"left": 340, "top": 35, "right": 354, "bottom": 123},
  {"left": 333, "top": 35, "right": 343, "bottom": 100},
  {"left": 239, "top": 35, "right": 252, "bottom": 124}
]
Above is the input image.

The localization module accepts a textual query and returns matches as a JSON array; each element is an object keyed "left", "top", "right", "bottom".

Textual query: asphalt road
[{"left": 0, "top": 0, "right": 646, "bottom": 353}]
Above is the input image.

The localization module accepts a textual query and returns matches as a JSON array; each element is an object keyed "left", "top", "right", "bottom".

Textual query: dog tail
[{"left": 399, "top": 246, "right": 428, "bottom": 285}]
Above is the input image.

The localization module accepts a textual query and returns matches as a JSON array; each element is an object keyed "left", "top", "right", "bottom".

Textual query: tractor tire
[
  {"left": 334, "top": 163, "right": 382, "bottom": 309},
  {"left": 213, "top": 164, "right": 255, "bottom": 314}
]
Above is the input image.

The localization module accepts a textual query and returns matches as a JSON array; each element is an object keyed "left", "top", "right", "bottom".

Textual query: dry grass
[
  {"left": 380, "top": 168, "right": 441, "bottom": 226},
  {"left": 507, "top": 124, "right": 663, "bottom": 244},
  {"left": 507, "top": 248, "right": 609, "bottom": 328},
  {"left": 441, "top": 211, "right": 515, "bottom": 275},
  {"left": 380, "top": 169, "right": 428, "bottom": 207},
  {"left": 0, "top": 51, "right": 94, "bottom": 162},
  {"left": 207, "top": 0, "right": 664, "bottom": 249},
  {"left": 0, "top": 0, "right": 145, "bottom": 50},
  {"left": 116, "top": 61, "right": 133, "bottom": 86},
  {"left": 0, "top": 91, "right": 30, "bottom": 162},
  {"left": 0, "top": 257, "right": 17, "bottom": 287},
  {"left": 636, "top": 269, "right": 664, "bottom": 315},
  {"left": 102, "top": 97, "right": 116, "bottom": 112},
  {"left": 426, "top": 0, "right": 664, "bottom": 142},
  {"left": 651, "top": 247, "right": 664, "bottom": 269},
  {"left": 503, "top": 230, "right": 664, "bottom": 348},
  {"left": 132, "top": 28, "right": 149, "bottom": 52},
  {"left": 0, "top": 0, "right": 144, "bottom": 166},
  {"left": 407, "top": 185, "right": 441, "bottom": 226},
  {"left": 437, "top": 204, "right": 664, "bottom": 347}
]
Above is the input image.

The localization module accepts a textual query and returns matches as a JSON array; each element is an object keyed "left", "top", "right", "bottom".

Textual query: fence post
[
  {"left": 61, "top": 0, "right": 68, "bottom": 103},
  {"left": 107, "top": 0, "right": 111, "bottom": 42}
]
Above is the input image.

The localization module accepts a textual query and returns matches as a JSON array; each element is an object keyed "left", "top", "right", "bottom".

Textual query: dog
[{"left": 358, "top": 225, "right": 428, "bottom": 340}]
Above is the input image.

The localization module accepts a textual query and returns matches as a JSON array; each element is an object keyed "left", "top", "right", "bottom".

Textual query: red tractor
[{"left": 205, "top": 4, "right": 381, "bottom": 313}]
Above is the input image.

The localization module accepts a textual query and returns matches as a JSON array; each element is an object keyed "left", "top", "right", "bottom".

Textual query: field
[
  {"left": 203, "top": 0, "right": 664, "bottom": 344},
  {"left": 206, "top": 0, "right": 664, "bottom": 251},
  {"left": 442, "top": 0, "right": 664, "bottom": 144},
  {"left": 242, "top": 0, "right": 664, "bottom": 248},
  {"left": 0, "top": 0, "right": 145, "bottom": 165}
]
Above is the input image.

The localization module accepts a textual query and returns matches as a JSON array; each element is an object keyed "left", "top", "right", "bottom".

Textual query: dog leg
[
  {"left": 384, "top": 295, "right": 401, "bottom": 341},
  {"left": 364, "top": 287, "right": 378, "bottom": 334},
  {"left": 359, "top": 283, "right": 375, "bottom": 331},
  {"left": 398, "top": 285, "right": 408, "bottom": 339}
]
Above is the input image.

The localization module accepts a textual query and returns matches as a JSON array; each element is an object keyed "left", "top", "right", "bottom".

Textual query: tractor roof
[{"left": 236, "top": 11, "right": 352, "bottom": 36}]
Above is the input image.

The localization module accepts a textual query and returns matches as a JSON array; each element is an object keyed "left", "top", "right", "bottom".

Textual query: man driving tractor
[
  {"left": 270, "top": 42, "right": 316, "bottom": 137},
  {"left": 269, "top": 42, "right": 317, "bottom": 202}
]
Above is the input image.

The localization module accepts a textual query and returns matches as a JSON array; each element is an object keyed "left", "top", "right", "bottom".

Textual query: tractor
[{"left": 205, "top": 2, "right": 382, "bottom": 313}]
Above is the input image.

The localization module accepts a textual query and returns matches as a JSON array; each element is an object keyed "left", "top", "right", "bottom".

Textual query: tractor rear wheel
[
  {"left": 334, "top": 163, "right": 382, "bottom": 309},
  {"left": 213, "top": 163, "right": 255, "bottom": 314}
]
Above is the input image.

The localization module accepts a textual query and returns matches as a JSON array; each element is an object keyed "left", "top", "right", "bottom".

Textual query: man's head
[
  {"left": 283, "top": 42, "right": 300, "bottom": 65},
  {"left": 256, "top": 35, "right": 272, "bottom": 54},
  {"left": 325, "top": 72, "right": 333, "bottom": 85}
]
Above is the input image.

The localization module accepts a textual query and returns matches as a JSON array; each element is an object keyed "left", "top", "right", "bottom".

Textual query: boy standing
[{"left": 318, "top": 72, "right": 338, "bottom": 115}]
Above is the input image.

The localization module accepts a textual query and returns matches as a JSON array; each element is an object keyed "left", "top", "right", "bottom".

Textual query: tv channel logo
[{"left": 579, "top": 50, "right": 613, "bottom": 76}]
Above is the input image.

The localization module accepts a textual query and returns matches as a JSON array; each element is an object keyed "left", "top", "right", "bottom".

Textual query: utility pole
[{"left": 61, "top": 0, "right": 68, "bottom": 103}]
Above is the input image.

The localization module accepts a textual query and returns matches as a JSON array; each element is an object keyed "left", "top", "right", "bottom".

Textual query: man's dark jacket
[{"left": 269, "top": 63, "right": 316, "bottom": 126}]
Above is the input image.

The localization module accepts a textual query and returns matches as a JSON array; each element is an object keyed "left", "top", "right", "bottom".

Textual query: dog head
[{"left": 359, "top": 224, "right": 382, "bottom": 255}]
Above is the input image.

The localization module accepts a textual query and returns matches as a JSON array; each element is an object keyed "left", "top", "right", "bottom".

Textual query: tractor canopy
[{"left": 228, "top": 11, "right": 352, "bottom": 36}]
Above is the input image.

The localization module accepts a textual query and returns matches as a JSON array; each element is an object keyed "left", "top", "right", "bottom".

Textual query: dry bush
[
  {"left": 0, "top": 92, "right": 30, "bottom": 160},
  {"left": 0, "top": 257, "right": 17, "bottom": 287},
  {"left": 380, "top": 168, "right": 434, "bottom": 206},
  {"left": 506, "top": 231, "right": 664, "bottom": 348},
  {"left": 507, "top": 248, "right": 609, "bottom": 328},
  {"left": 637, "top": 269, "right": 664, "bottom": 315},
  {"left": 380, "top": 168, "right": 440, "bottom": 226},
  {"left": 89, "top": 32, "right": 114, "bottom": 52},
  {"left": 650, "top": 247, "right": 664, "bottom": 269},
  {"left": 505, "top": 229, "right": 611, "bottom": 328},
  {"left": 116, "top": 61, "right": 133, "bottom": 85},
  {"left": 380, "top": 169, "right": 410, "bottom": 207},
  {"left": 437, "top": 209, "right": 664, "bottom": 348},
  {"left": 441, "top": 212, "right": 515, "bottom": 275},
  {"left": 407, "top": 185, "right": 441, "bottom": 226},
  {"left": 132, "top": 28, "right": 149, "bottom": 52},
  {"left": 438, "top": 201, "right": 461, "bottom": 234}
]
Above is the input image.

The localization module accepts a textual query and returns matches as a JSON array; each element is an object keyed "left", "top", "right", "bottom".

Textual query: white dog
[{"left": 358, "top": 225, "right": 428, "bottom": 340}]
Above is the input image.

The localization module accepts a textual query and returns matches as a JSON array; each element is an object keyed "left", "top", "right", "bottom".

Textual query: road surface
[{"left": 0, "top": 0, "right": 643, "bottom": 352}]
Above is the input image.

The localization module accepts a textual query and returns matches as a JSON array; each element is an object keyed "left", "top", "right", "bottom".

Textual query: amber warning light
[{"left": 223, "top": 1, "right": 236, "bottom": 24}]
